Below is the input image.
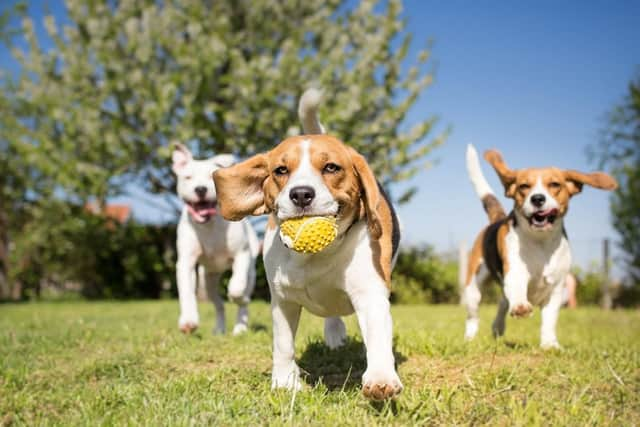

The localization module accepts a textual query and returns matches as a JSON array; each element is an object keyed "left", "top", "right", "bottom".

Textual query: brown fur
[{"left": 212, "top": 134, "right": 395, "bottom": 287}]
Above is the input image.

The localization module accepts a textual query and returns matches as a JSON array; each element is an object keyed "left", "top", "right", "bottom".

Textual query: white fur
[
  {"left": 466, "top": 144, "right": 494, "bottom": 198},
  {"left": 264, "top": 220, "right": 402, "bottom": 397},
  {"left": 522, "top": 176, "right": 559, "bottom": 218},
  {"left": 464, "top": 148, "right": 571, "bottom": 348},
  {"left": 174, "top": 146, "right": 259, "bottom": 335},
  {"left": 275, "top": 140, "right": 339, "bottom": 221},
  {"left": 298, "top": 88, "right": 325, "bottom": 134}
]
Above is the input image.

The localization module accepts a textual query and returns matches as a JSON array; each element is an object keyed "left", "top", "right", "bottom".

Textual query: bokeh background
[{"left": 1, "top": 0, "right": 638, "bottom": 306}]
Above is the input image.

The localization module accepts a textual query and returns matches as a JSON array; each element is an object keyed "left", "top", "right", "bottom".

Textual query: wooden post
[{"left": 601, "top": 238, "right": 612, "bottom": 310}]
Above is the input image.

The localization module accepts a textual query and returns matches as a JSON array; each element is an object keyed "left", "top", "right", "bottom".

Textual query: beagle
[
  {"left": 212, "top": 89, "right": 402, "bottom": 400},
  {"left": 463, "top": 144, "right": 617, "bottom": 348}
]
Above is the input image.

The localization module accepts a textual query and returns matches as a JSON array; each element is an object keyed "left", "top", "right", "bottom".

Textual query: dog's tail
[
  {"left": 298, "top": 88, "right": 325, "bottom": 134},
  {"left": 466, "top": 144, "right": 506, "bottom": 223}
]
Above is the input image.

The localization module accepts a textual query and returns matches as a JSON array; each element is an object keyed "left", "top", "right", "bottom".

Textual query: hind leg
[
  {"left": 492, "top": 296, "right": 509, "bottom": 338},
  {"left": 204, "top": 271, "right": 225, "bottom": 335},
  {"left": 324, "top": 317, "right": 347, "bottom": 349},
  {"left": 464, "top": 265, "right": 489, "bottom": 340}
]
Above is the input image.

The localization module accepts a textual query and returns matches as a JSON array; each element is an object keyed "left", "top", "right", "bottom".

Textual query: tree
[
  {"left": 593, "top": 71, "right": 640, "bottom": 284},
  {"left": 3, "top": 0, "right": 447, "bottom": 298}
]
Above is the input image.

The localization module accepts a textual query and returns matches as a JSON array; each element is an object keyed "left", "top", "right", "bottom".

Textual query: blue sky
[{"left": 2, "top": 1, "right": 639, "bottom": 272}]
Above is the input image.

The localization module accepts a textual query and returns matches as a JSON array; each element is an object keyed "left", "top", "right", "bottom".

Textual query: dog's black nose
[
  {"left": 289, "top": 186, "right": 315, "bottom": 208},
  {"left": 195, "top": 186, "right": 208, "bottom": 198},
  {"left": 531, "top": 194, "right": 546, "bottom": 207}
]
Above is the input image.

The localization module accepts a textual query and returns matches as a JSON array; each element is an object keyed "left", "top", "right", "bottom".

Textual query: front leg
[
  {"left": 503, "top": 266, "right": 533, "bottom": 318},
  {"left": 540, "top": 281, "right": 564, "bottom": 349},
  {"left": 350, "top": 287, "right": 403, "bottom": 401},
  {"left": 176, "top": 256, "right": 200, "bottom": 333},
  {"left": 271, "top": 298, "right": 302, "bottom": 391}
]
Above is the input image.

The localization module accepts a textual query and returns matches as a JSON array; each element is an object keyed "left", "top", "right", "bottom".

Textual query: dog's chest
[
  {"left": 506, "top": 228, "right": 571, "bottom": 303},
  {"left": 263, "top": 225, "right": 370, "bottom": 317},
  {"left": 195, "top": 218, "right": 246, "bottom": 270}
]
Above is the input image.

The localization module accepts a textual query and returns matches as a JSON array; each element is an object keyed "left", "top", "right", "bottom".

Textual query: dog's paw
[
  {"left": 232, "top": 323, "right": 248, "bottom": 336},
  {"left": 271, "top": 363, "right": 302, "bottom": 391},
  {"left": 510, "top": 301, "right": 533, "bottom": 318},
  {"left": 179, "top": 314, "right": 199, "bottom": 334},
  {"left": 541, "top": 340, "right": 562, "bottom": 350},
  {"left": 179, "top": 322, "right": 198, "bottom": 334},
  {"left": 362, "top": 369, "right": 403, "bottom": 401}
]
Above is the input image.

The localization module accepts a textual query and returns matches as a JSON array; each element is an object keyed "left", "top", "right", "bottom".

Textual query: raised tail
[
  {"left": 298, "top": 88, "right": 325, "bottom": 134},
  {"left": 466, "top": 144, "right": 506, "bottom": 223}
]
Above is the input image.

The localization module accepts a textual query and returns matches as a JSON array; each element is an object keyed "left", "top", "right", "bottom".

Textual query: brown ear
[
  {"left": 349, "top": 149, "right": 383, "bottom": 239},
  {"left": 564, "top": 170, "right": 618, "bottom": 196},
  {"left": 484, "top": 149, "right": 517, "bottom": 197},
  {"left": 212, "top": 154, "right": 270, "bottom": 221}
]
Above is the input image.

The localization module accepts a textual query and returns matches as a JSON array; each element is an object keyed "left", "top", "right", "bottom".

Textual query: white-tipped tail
[
  {"left": 466, "top": 144, "right": 494, "bottom": 198},
  {"left": 298, "top": 88, "right": 325, "bottom": 134}
]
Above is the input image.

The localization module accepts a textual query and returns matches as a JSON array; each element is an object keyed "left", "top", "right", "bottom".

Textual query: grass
[{"left": 1, "top": 301, "right": 638, "bottom": 426}]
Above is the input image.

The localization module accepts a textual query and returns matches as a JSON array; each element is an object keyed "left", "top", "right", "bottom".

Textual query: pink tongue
[{"left": 187, "top": 204, "right": 216, "bottom": 221}]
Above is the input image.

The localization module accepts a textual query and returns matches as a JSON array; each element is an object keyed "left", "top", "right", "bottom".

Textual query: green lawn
[{"left": 1, "top": 301, "right": 638, "bottom": 426}]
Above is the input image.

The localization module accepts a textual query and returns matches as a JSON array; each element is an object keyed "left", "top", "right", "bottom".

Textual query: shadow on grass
[{"left": 298, "top": 337, "right": 407, "bottom": 393}]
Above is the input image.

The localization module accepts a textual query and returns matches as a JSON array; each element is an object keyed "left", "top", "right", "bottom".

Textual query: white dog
[
  {"left": 172, "top": 143, "right": 260, "bottom": 335},
  {"left": 212, "top": 90, "right": 403, "bottom": 400}
]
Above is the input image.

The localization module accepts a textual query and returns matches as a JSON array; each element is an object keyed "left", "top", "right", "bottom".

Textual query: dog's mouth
[
  {"left": 186, "top": 200, "right": 217, "bottom": 223},
  {"left": 528, "top": 208, "right": 558, "bottom": 230}
]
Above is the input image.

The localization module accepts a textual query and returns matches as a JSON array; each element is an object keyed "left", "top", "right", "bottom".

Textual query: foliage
[
  {"left": 1, "top": 0, "right": 447, "bottom": 299},
  {"left": 391, "top": 245, "right": 459, "bottom": 304},
  {"left": 571, "top": 264, "right": 604, "bottom": 305},
  {"left": 592, "top": 71, "right": 640, "bottom": 285},
  {"left": 1, "top": 301, "right": 638, "bottom": 425},
  {"left": 10, "top": 204, "right": 177, "bottom": 299}
]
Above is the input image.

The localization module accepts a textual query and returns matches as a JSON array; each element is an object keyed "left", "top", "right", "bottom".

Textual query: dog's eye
[
  {"left": 274, "top": 166, "right": 289, "bottom": 176},
  {"left": 518, "top": 183, "right": 531, "bottom": 191},
  {"left": 549, "top": 182, "right": 561, "bottom": 189},
  {"left": 184, "top": 175, "right": 192, "bottom": 180},
  {"left": 323, "top": 163, "right": 341, "bottom": 174}
]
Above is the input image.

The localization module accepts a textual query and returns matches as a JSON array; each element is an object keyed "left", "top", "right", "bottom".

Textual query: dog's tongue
[
  {"left": 537, "top": 208, "right": 558, "bottom": 217},
  {"left": 187, "top": 202, "right": 217, "bottom": 223}
]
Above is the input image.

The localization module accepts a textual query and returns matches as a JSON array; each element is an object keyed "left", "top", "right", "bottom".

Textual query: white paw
[
  {"left": 178, "top": 314, "right": 199, "bottom": 334},
  {"left": 509, "top": 301, "right": 533, "bottom": 318},
  {"left": 324, "top": 318, "right": 347, "bottom": 349},
  {"left": 271, "top": 363, "right": 302, "bottom": 391},
  {"left": 464, "top": 319, "right": 479, "bottom": 341},
  {"left": 362, "top": 368, "right": 403, "bottom": 401},
  {"left": 232, "top": 323, "right": 248, "bottom": 336},
  {"left": 541, "top": 340, "right": 562, "bottom": 350}
]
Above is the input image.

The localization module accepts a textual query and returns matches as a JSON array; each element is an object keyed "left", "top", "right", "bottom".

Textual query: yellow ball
[{"left": 279, "top": 216, "right": 338, "bottom": 253}]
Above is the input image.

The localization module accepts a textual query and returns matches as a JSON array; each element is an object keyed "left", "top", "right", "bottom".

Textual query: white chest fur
[
  {"left": 504, "top": 224, "right": 572, "bottom": 305},
  {"left": 263, "top": 220, "right": 386, "bottom": 317}
]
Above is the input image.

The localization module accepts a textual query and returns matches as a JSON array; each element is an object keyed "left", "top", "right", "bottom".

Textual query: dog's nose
[
  {"left": 195, "top": 186, "right": 208, "bottom": 198},
  {"left": 531, "top": 194, "right": 546, "bottom": 207},
  {"left": 289, "top": 186, "right": 315, "bottom": 208}
]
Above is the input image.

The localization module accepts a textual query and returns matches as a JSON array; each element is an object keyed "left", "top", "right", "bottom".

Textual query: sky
[{"left": 2, "top": 1, "right": 639, "bottom": 273}]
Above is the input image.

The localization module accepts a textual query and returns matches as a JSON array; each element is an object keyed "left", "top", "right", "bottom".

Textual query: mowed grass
[{"left": 1, "top": 301, "right": 638, "bottom": 426}]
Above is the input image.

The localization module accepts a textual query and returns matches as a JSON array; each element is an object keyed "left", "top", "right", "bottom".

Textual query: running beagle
[
  {"left": 463, "top": 144, "right": 617, "bottom": 348},
  {"left": 212, "top": 89, "right": 402, "bottom": 400}
]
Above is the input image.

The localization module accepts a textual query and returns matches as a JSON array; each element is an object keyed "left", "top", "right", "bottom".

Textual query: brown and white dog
[
  {"left": 463, "top": 144, "right": 617, "bottom": 348},
  {"left": 212, "top": 89, "right": 402, "bottom": 400}
]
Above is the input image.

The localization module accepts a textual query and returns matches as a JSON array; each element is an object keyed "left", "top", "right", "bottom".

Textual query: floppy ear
[
  {"left": 172, "top": 142, "right": 192, "bottom": 174},
  {"left": 564, "top": 170, "right": 618, "bottom": 196},
  {"left": 349, "top": 148, "right": 383, "bottom": 239},
  {"left": 212, "top": 154, "right": 236, "bottom": 168},
  {"left": 212, "top": 154, "right": 270, "bottom": 221},
  {"left": 484, "top": 150, "right": 517, "bottom": 197}
]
